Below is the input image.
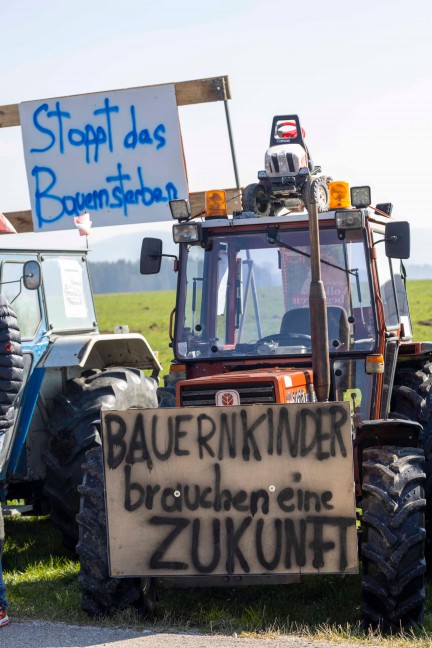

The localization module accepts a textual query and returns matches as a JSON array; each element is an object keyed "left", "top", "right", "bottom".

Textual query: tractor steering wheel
[{"left": 255, "top": 333, "right": 312, "bottom": 350}]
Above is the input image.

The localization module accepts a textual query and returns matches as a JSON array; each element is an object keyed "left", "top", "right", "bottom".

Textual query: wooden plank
[
  {"left": 189, "top": 187, "right": 242, "bottom": 216},
  {"left": 2, "top": 210, "right": 33, "bottom": 233},
  {"left": 102, "top": 402, "right": 357, "bottom": 578},
  {"left": 175, "top": 76, "right": 230, "bottom": 106},
  {"left": 0, "top": 104, "right": 20, "bottom": 128},
  {"left": 3, "top": 187, "right": 243, "bottom": 233},
  {"left": 0, "top": 76, "right": 231, "bottom": 129}
]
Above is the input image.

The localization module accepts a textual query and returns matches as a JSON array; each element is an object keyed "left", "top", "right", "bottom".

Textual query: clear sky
[{"left": 1, "top": 0, "right": 431, "bottom": 247}]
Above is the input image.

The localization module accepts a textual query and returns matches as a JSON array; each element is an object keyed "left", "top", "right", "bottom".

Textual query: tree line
[{"left": 88, "top": 258, "right": 177, "bottom": 294}]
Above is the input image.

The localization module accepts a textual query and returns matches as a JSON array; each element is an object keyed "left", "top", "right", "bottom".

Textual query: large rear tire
[
  {"left": 391, "top": 362, "right": 432, "bottom": 563},
  {"left": 360, "top": 446, "right": 426, "bottom": 631},
  {"left": 44, "top": 367, "right": 158, "bottom": 549},
  {"left": 76, "top": 447, "right": 157, "bottom": 616}
]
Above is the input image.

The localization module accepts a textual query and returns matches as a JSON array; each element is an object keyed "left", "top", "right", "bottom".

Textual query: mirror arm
[
  {"left": 161, "top": 253, "right": 178, "bottom": 272},
  {"left": 373, "top": 236, "right": 397, "bottom": 246}
]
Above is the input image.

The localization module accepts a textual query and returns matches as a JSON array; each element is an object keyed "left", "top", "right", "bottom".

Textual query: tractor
[
  {"left": 0, "top": 243, "right": 161, "bottom": 549},
  {"left": 77, "top": 116, "right": 431, "bottom": 631}
]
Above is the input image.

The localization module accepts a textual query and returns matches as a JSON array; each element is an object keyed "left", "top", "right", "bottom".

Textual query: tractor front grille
[{"left": 180, "top": 382, "right": 276, "bottom": 407}]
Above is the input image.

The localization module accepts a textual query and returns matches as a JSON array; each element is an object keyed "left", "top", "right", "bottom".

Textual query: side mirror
[
  {"left": 23, "top": 260, "right": 41, "bottom": 290},
  {"left": 385, "top": 221, "right": 410, "bottom": 259},
  {"left": 140, "top": 238, "right": 163, "bottom": 275}
]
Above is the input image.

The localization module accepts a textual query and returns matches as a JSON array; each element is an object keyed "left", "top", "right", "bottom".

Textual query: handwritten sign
[
  {"left": 102, "top": 402, "right": 357, "bottom": 577},
  {"left": 19, "top": 85, "right": 188, "bottom": 231}
]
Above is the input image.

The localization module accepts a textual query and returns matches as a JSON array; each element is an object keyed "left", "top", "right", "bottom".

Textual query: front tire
[
  {"left": 391, "top": 362, "right": 432, "bottom": 564},
  {"left": 360, "top": 446, "right": 426, "bottom": 631},
  {"left": 44, "top": 367, "right": 158, "bottom": 549},
  {"left": 76, "top": 447, "right": 157, "bottom": 616}
]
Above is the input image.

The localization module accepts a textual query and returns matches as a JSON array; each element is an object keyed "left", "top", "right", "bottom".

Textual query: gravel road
[{"left": 1, "top": 620, "right": 382, "bottom": 648}]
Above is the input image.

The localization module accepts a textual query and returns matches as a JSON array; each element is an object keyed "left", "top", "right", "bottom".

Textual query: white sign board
[
  {"left": 102, "top": 402, "right": 357, "bottom": 577},
  {"left": 19, "top": 85, "right": 188, "bottom": 232}
]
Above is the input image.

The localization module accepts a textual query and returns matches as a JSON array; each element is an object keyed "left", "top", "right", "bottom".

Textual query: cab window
[
  {"left": 1, "top": 261, "right": 41, "bottom": 339},
  {"left": 372, "top": 231, "right": 399, "bottom": 329}
]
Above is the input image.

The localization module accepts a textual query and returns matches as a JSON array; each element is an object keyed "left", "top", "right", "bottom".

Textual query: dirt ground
[{"left": 2, "top": 620, "right": 383, "bottom": 648}]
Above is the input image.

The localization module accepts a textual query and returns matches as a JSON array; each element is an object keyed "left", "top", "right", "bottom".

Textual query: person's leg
[
  {"left": 0, "top": 506, "right": 8, "bottom": 613},
  {"left": 0, "top": 544, "right": 6, "bottom": 607}
]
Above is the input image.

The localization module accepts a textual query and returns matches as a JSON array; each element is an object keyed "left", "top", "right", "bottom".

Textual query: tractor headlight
[
  {"left": 335, "top": 210, "right": 364, "bottom": 230},
  {"left": 173, "top": 223, "right": 201, "bottom": 243}
]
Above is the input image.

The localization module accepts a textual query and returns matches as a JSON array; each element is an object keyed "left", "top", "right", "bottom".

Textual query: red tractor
[{"left": 77, "top": 116, "right": 431, "bottom": 632}]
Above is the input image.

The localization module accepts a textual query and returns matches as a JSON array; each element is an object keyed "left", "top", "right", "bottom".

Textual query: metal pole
[
  {"left": 306, "top": 176, "right": 330, "bottom": 402},
  {"left": 223, "top": 99, "right": 241, "bottom": 189}
]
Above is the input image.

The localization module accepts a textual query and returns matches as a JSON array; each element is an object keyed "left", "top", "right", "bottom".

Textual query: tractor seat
[{"left": 280, "top": 306, "right": 350, "bottom": 349}]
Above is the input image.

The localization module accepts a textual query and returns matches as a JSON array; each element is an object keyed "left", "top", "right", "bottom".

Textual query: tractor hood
[{"left": 176, "top": 367, "right": 314, "bottom": 407}]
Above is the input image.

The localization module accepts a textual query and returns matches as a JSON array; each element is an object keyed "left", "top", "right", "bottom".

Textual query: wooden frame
[{"left": 0, "top": 76, "right": 234, "bottom": 232}]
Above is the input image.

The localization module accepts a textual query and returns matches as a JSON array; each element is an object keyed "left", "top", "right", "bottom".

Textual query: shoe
[{"left": 0, "top": 606, "right": 9, "bottom": 627}]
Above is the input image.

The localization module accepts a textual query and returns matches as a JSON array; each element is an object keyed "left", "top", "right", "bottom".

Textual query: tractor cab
[{"left": 142, "top": 184, "right": 411, "bottom": 429}]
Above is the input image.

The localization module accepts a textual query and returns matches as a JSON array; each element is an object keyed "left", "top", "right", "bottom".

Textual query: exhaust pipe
[{"left": 305, "top": 177, "right": 330, "bottom": 402}]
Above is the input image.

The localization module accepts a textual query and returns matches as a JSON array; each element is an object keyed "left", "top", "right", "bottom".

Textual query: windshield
[{"left": 175, "top": 226, "right": 376, "bottom": 361}]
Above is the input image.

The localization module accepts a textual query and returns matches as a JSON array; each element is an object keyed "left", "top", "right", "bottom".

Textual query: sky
[{"left": 0, "top": 0, "right": 431, "bottom": 254}]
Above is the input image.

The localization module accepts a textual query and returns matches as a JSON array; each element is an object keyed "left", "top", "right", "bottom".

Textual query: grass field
[
  {"left": 94, "top": 289, "right": 176, "bottom": 373},
  {"left": 4, "top": 516, "right": 432, "bottom": 645},
  {"left": 3, "top": 280, "right": 432, "bottom": 642}
]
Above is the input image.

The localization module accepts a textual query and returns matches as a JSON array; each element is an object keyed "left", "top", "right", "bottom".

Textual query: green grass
[
  {"left": 3, "top": 517, "right": 83, "bottom": 623},
  {"left": 406, "top": 280, "right": 432, "bottom": 343},
  {"left": 4, "top": 515, "right": 432, "bottom": 645},
  {"left": 95, "top": 290, "right": 176, "bottom": 375}
]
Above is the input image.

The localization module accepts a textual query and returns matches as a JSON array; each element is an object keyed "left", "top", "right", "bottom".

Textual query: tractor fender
[
  {"left": 355, "top": 418, "right": 423, "bottom": 448},
  {"left": 37, "top": 333, "right": 162, "bottom": 382},
  {"left": 354, "top": 418, "right": 423, "bottom": 481}
]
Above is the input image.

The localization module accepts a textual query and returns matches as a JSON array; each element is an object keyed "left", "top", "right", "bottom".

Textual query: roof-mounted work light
[
  {"left": 335, "top": 209, "right": 364, "bottom": 240},
  {"left": 335, "top": 210, "right": 364, "bottom": 230},
  {"left": 350, "top": 186, "right": 371, "bottom": 209},
  {"left": 170, "top": 199, "right": 191, "bottom": 221},
  {"left": 173, "top": 222, "right": 202, "bottom": 244}
]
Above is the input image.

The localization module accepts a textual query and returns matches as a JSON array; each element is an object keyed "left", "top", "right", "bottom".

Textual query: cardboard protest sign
[
  {"left": 19, "top": 85, "right": 188, "bottom": 231},
  {"left": 102, "top": 402, "right": 357, "bottom": 577}
]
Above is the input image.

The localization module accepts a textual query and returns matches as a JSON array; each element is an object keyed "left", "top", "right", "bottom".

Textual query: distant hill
[{"left": 405, "top": 265, "right": 432, "bottom": 280}]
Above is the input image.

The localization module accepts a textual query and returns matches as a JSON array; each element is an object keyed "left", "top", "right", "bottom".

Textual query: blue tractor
[{"left": 0, "top": 244, "right": 161, "bottom": 549}]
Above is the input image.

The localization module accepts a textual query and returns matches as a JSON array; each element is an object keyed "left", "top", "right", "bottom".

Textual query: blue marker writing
[
  {"left": 123, "top": 105, "right": 166, "bottom": 150},
  {"left": 106, "top": 163, "right": 132, "bottom": 216},
  {"left": 32, "top": 163, "right": 178, "bottom": 225},
  {"left": 32, "top": 166, "right": 64, "bottom": 226},
  {"left": 93, "top": 97, "right": 119, "bottom": 153},
  {"left": 30, "top": 102, "right": 71, "bottom": 154},
  {"left": 68, "top": 124, "right": 108, "bottom": 164}
]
